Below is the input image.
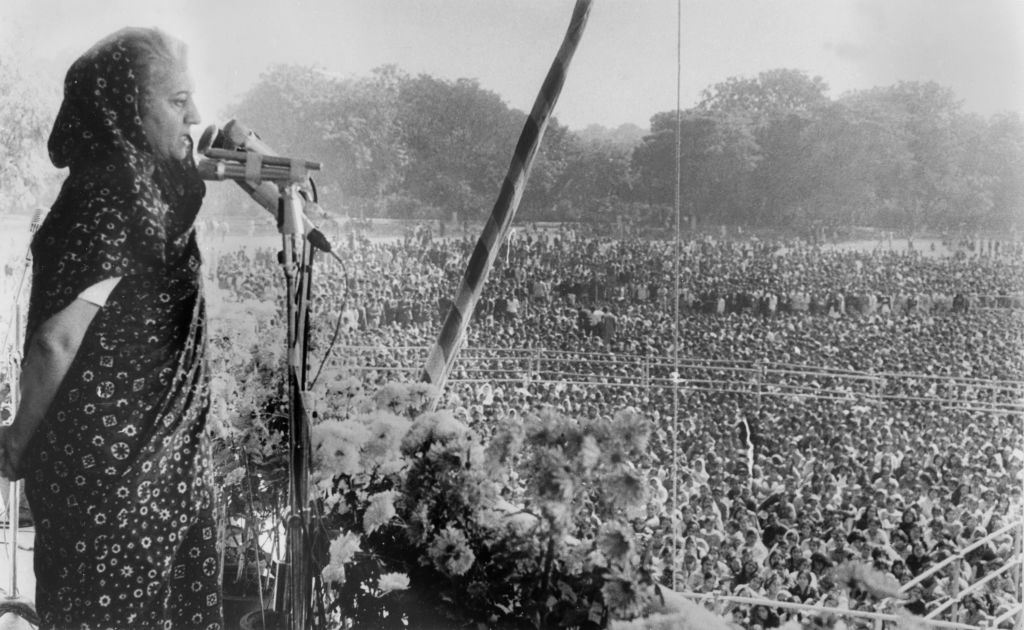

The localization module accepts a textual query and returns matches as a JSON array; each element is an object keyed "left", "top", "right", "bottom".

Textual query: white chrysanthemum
[
  {"left": 431, "top": 412, "right": 470, "bottom": 442},
  {"left": 483, "top": 423, "right": 525, "bottom": 472},
  {"left": 601, "top": 568, "right": 648, "bottom": 619},
  {"left": 373, "top": 383, "right": 408, "bottom": 410},
  {"left": 312, "top": 419, "right": 372, "bottom": 476},
  {"left": 362, "top": 412, "right": 412, "bottom": 470},
  {"left": 376, "top": 572, "right": 410, "bottom": 595},
  {"left": 428, "top": 526, "right": 476, "bottom": 576},
  {"left": 606, "top": 469, "right": 648, "bottom": 509},
  {"left": 362, "top": 490, "right": 397, "bottom": 534},
  {"left": 401, "top": 410, "right": 469, "bottom": 454},
  {"left": 321, "top": 531, "right": 361, "bottom": 584},
  {"left": 404, "top": 382, "right": 436, "bottom": 411},
  {"left": 612, "top": 408, "right": 652, "bottom": 454},
  {"left": 598, "top": 522, "right": 636, "bottom": 564}
]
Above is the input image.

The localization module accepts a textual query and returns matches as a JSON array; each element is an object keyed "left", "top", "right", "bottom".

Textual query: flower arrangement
[
  {"left": 204, "top": 297, "right": 668, "bottom": 624},
  {"left": 309, "top": 381, "right": 668, "bottom": 629}
]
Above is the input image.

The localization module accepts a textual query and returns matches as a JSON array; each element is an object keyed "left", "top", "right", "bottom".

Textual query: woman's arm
[{"left": 0, "top": 298, "right": 99, "bottom": 479}]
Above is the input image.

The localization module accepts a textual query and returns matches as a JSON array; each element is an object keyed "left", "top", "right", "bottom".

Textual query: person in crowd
[{"left": 0, "top": 28, "right": 222, "bottom": 629}]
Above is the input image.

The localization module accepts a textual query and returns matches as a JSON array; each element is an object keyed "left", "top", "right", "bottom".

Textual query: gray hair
[{"left": 99, "top": 26, "right": 188, "bottom": 114}]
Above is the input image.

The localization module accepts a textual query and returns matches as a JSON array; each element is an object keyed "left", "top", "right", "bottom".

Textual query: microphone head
[
  {"left": 221, "top": 119, "right": 246, "bottom": 151},
  {"left": 197, "top": 125, "right": 222, "bottom": 154},
  {"left": 29, "top": 207, "right": 48, "bottom": 233},
  {"left": 222, "top": 119, "right": 279, "bottom": 156}
]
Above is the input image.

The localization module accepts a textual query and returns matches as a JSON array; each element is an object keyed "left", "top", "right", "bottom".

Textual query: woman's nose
[{"left": 185, "top": 99, "right": 201, "bottom": 125}]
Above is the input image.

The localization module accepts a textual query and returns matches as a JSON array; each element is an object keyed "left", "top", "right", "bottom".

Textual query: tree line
[
  {"left": 225, "top": 65, "right": 1022, "bottom": 234},
  {"left": 3, "top": 54, "right": 1021, "bottom": 234}
]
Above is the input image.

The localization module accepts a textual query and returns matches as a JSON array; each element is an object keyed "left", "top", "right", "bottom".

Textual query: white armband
[{"left": 78, "top": 277, "right": 122, "bottom": 307}]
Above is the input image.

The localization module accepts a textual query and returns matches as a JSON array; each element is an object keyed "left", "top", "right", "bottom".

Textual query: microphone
[
  {"left": 26, "top": 207, "right": 47, "bottom": 262},
  {"left": 217, "top": 119, "right": 283, "bottom": 157},
  {"left": 29, "top": 207, "right": 47, "bottom": 234},
  {"left": 197, "top": 122, "right": 332, "bottom": 253}
]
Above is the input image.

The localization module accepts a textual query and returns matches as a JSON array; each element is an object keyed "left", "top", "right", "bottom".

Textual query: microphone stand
[
  {"left": 2, "top": 237, "right": 33, "bottom": 614},
  {"left": 199, "top": 147, "right": 330, "bottom": 630},
  {"left": 4, "top": 311, "right": 22, "bottom": 603},
  {"left": 278, "top": 182, "right": 315, "bottom": 630}
]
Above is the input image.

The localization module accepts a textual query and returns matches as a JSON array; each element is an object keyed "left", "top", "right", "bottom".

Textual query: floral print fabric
[{"left": 24, "top": 28, "right": 222, "bottom": 630}]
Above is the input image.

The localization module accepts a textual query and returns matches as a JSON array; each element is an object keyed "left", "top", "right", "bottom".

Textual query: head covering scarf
[
  {"left": 28, "top": 26, "right": 205, "bottom": 342},
  {"left": 48, "top": 27, "right": 154, "bottom": 170}
]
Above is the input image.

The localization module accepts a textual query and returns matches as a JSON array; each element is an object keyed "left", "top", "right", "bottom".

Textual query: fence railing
[
  {"left": 668, "top": 522, "right": 1023, "bottom": 629},
  {"left": 324, "top": 346, "right": 1024, "bottom": 414},
  {"left": 898, "top": 519, "right": 1024, "bottom": 629},
  {"left": 668, "top": 522, "right": 1024, "bottom": 630},
  {"left": 672, "top": 589, "right": 1003, "bottom": 630}
]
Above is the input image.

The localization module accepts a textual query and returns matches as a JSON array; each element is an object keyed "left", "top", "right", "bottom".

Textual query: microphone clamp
[
  {"left": 197, "top": 154, "right": 318, "bottom": 186},
  {"left": 197, "top": 123, "right": 320, "bottom": 186},
  {"left": 203, "top": 147, "right": 321, "bottom": 172}
]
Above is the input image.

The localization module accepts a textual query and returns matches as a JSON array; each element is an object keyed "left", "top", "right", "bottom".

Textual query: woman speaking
[{"left": 0, "top": 27, "right": 223, "bottom": 629}]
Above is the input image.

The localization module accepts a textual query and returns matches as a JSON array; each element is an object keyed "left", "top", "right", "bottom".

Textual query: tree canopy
[
  {"left": 5, "top": 60, "right": 1021, "bottom": 234},
  {"left": 0, "top": 46, "right": 60, "bottom": 213}
]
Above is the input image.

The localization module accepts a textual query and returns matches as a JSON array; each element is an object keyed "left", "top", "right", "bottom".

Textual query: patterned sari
[{"left": 23, "top": 29, "right": 222, "bottom": 630}]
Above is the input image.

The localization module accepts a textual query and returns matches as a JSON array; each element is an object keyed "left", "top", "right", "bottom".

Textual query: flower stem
[{"left": 538, "top": 535, "right": 557, "bottom": 629}]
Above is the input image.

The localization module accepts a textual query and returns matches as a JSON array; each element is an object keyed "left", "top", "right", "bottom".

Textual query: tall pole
[{"left": 420, "top": 0, "right": 594, "bottom": 404}]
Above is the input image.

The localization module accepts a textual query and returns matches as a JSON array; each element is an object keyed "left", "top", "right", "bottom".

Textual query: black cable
[{"left": 308, "top": 254, "right": 350, "bottom": 390}]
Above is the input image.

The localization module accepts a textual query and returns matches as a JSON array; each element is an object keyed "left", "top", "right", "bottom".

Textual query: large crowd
[
  {"left": 204, "top": 224, "right": 1024, "bottom": 628},
  {"left": 5, "top": 219, "right": 1023, "bottom": 628}
]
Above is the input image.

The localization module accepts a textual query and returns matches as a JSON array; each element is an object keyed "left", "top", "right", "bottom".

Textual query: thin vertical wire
[
  {"left": 670, "top": 0, "right": 683, "bottom": 593},
  {"left": 1017, "top": 414, "right": 1024, "bottom": 630}
]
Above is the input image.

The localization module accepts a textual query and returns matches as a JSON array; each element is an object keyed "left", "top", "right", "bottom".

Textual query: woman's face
[{"left": 141, "top": 60, "right": 200, "bottom": 161}]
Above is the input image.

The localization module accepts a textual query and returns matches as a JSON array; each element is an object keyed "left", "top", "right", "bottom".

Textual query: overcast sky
[{"left": 3, "top": 0, "right": 1023, "bottom": 130}]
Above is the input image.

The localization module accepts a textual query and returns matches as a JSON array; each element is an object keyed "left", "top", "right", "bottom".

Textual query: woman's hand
[{"left": 0, "top": 423, "right": 32, "bottom": 481}]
